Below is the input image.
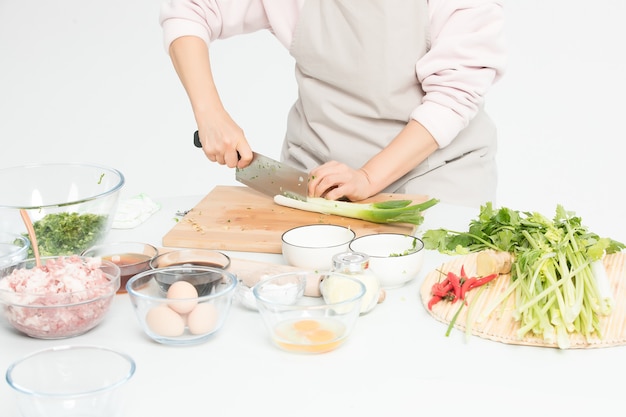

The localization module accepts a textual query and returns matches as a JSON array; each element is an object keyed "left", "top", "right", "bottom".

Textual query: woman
[{"left": 160, "top": 0, "right": 506, "bottom": 207}]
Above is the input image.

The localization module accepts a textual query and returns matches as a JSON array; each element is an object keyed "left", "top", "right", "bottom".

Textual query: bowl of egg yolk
[
  {"left": 126, "top": 265, "right": 237, "bottom": 345},
  {"left": 252, "top": 271, "right": 365, "bottom": 354}
]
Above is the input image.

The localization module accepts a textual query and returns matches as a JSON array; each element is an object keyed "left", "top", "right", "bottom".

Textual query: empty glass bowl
[{"left": 5, "top": 345, "right": 136, "bottom": 417}]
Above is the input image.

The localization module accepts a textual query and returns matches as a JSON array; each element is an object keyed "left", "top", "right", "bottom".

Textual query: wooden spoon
[{"left": 19, "top": 209, "right": 42, "bottom": 267}]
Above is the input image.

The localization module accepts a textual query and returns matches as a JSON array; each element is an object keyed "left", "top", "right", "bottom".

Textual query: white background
[{"left": 1, "top": 0, "right": 625, "bottom": 241}]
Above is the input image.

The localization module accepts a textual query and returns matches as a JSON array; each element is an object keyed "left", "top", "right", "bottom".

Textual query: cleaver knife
[{"left": 193, "top": 131, "right": 308, "bottom": 201}]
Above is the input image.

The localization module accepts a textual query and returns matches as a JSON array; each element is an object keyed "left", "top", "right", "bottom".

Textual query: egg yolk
[
  {"left": 293, "top": 319, "right": 321, "bottom": 332},
  {"left": 274, "top": 318, "right": 345, "bottom": 353},
  {"left": 305, "top": 328, "right": 336, "bottom": 343}
]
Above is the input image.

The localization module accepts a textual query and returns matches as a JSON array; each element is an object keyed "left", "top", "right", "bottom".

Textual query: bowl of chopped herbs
[
  {"left": 349, "top": 233, "right": 424, "bottom": 289},
  {"left": 0, "top": 163, "right": 125, "bottom": 257}
]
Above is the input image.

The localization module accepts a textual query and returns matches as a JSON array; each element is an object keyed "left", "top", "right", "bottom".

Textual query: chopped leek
[{"left": 274, "top": 195, "right": 439, "bottom": 226}]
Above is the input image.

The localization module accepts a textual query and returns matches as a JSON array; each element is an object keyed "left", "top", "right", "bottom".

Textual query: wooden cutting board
[
  {"left": 420, "top": 252, "right": 626, "bottom": 349},
  {"left": 162, "top": 185, "right": 429, "bottom": 253}
]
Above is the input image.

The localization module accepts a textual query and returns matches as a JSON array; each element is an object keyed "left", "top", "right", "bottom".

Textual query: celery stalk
[{"left": 423, "top": 202, "right": 625, "bottom": 347}]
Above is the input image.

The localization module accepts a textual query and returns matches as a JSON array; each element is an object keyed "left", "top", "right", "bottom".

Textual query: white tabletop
[{"left": 2, "top": 195, "right": 624, "bottom": 416}]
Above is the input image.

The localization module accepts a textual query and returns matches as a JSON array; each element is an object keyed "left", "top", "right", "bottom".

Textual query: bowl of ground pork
[{"left": 0, "top": 255, "right": 120, "bottom": 339}]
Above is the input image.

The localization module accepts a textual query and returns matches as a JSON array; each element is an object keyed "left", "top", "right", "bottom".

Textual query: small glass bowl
[
  {"left": 0, "top": 232, "right": 30, "bottom": 268},
  {"left": 126, "top": 265, "right": 237, "bottom": 346},
  {"left": 82, "top": 241, "right": 158, "bottom": 294},
  {"left": 253, "top": 271, "right": 365, "bottom": 354},
  {"left": 6, "top": 345, "right": 136, "bottom": 417},
  {"left": 149, "top": 249, "right": 231, "bottom": 296}
]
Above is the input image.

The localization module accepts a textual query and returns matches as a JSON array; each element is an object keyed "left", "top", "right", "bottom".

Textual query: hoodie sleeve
[{"left": 412, "top": 0, "right": 507, "bottom": 148}]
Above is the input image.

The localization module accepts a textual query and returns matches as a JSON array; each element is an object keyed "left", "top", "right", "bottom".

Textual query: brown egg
[
  {"left": 187, "top": 303, "right": 219, "bottom": 335},
  {"left": 166, "top": 281, "right": 198, "bottom": 314},
  {"left": 145, "top": 305, "right": 185, "bottom": 337}
]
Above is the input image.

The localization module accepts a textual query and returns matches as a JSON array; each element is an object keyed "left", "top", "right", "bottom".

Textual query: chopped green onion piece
[{"left": 274, "top": 195, "right": 439, "bottom": 226}]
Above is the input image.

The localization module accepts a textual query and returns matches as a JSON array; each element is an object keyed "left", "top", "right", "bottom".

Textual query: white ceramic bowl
[
  {"left": 281, "top": 224, "right": 356, "bottom": 270},
  {"left": 6, "top": 345, "right": 135, "bottom": 417},
  {"left": 348, "top": 233, "right": 424, "bottom": 288}
]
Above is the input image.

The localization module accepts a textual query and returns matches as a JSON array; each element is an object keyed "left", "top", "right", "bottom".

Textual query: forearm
[
  {"left": 168, "top": 35, "right": 225, "bottom": 128},
  {"left": 360, "top": 120, "right": 438, "bottom": 194}
]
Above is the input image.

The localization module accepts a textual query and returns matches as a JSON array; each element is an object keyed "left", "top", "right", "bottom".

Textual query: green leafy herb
[
  {"left": 422, "top": 202, "right": 625, "bottom": 348},
  {"left": 389, "top": 236, "right": 419, "bottom": 256},
  {"left": 24, "top": 212, "right": 108, "bottom": 256}
]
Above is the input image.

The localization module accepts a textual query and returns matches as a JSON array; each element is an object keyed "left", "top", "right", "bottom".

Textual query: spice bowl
[
  {"left": 281, "top": 224, "right": 356, "bottom": 270},
  {"left": 0, "top": 256, "right": 120, "bottom": 339},
  {"left": 6, "top": 345, "right": 135, "bottom": 417},
  {"left": 349, "top": 233, "right": 425, "bottom": 288},
  {"left": 126, "top": 265, "right": 237, "bottom": 345},
  {"left": 82, "top": 241, "right": 158, "bottom": 294},
  {"left": 0, "top": 163, "right": 124, "bottom": 257},
  {"left": 0, "top": 232, "right": 30, "bottom": 268},
  {"left": 253, "top": 271, "right": 365, "bottom": 354}
]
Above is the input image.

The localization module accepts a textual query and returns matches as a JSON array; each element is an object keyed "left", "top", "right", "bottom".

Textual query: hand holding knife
[{"left": 193, "top": 130, "right": 308, "bottom": 201}]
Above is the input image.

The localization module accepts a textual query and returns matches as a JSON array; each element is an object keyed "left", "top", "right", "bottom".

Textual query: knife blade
[
  {"left": 193, "top": 131, "right": 308, "bottom": 201},
  {"left": 236, "top": 152, "right": 308, "bottom": 201}
]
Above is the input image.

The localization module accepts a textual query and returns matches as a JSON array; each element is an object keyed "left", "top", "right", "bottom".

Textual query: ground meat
[{"left": 0, "top": 255, "right": 116, "bottom": 339}]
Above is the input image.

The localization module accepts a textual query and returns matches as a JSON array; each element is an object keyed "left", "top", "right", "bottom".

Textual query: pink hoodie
[{"left": 159, "top": 0, "right": 506, "bottom": 148}]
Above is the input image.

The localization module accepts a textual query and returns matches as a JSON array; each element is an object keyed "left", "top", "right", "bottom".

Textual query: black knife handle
[{"left": 193, "top": 130, "right": 241, "bottom": 160}]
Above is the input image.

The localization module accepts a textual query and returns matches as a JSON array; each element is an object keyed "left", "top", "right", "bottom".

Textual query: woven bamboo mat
[{"left": 420, "top": 252, "right": 626, "bottom": 349}]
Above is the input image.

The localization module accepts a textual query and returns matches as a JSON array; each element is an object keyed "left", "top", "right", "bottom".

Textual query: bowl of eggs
[
  {"left": 126, "top": 265, "right": 237, "bottom": 346},
  {"left": 253, "top": 271, "right": 365, "bottom": 354}
]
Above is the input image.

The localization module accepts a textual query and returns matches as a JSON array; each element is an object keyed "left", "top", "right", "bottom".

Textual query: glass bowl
[
  {"left": 0, "top": 232, "right": 30, "bottom": 268},
  {"left": 149, "top": 249, "right": 231, "bottom": 296},
  {"left": 0, "top": 163, "right": 125, "bottom": 257},
  {"left": 253, "top": 271, "right": 365, "bottom": 354},
  {"left": 0, "top": 255, "right": 120, "bottom": 339},
  {"left": 126, "top": 265, "right": 237, "bottom": 346},
  {"left": 6, "top": 345, "right": 135, "bottom": 417},
  {"left": 82, "top": 241, "right": 158, "bottom": 294}
]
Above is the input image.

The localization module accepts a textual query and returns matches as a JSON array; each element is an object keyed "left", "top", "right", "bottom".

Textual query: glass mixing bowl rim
[{"left": 0, "top": 162, "right": 125, "bottom": 209}]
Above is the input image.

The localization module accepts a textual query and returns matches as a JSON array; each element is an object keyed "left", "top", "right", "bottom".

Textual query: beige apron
[{"left": 283, "top": 0, "right": 497, "bottom": 207}]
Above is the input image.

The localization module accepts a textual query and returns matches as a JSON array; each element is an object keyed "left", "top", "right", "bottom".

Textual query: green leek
[{"left": 274, "top": 195, "right": 439, "bottom": 226}]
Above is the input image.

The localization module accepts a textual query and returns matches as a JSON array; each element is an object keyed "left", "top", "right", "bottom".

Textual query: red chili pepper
[
  {"left": 428, "top": 295, "right": 443, "bottom": 310},
  {"left": 447, "top": 271, "right": 461, "bottom": 303},
  {"left": 460, "top": 277, "right": 476, "bottom": 301},
  {"left": 431, "top": 279, "right": 452, "bottom": 297},
  {"left": 469, "top": 273, "right": 498, "bottom": 290},
  {"left": 460, "top": 265, "right": 468, "bottom": 281}
]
